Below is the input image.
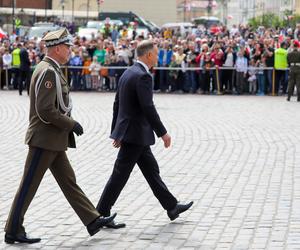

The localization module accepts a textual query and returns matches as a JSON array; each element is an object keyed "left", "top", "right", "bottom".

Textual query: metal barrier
[{"left": 0, "top": 65, "right": 290, "bottom": 96}]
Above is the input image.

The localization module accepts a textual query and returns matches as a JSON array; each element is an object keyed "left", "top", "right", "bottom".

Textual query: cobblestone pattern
[{"left": 0, "top": 91, "right": 300, "bottom": 250}]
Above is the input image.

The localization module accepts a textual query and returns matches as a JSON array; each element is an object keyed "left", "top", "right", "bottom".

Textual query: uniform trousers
[
  {"left": 288, "top": 70, "right": 300, "bottom": 98},
  {"left": 97, "top": 142, "right": 178, "bottom": 216},
  {"left": 5, "top": 146, "right": 99, "bottom": 235}
]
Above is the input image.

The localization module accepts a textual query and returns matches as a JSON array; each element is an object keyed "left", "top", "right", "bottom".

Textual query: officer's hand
[{"left": 72, "top": 122, "right": 84, "bottom": 136}]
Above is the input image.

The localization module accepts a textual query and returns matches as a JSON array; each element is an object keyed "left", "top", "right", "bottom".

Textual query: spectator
[
  {"left": 89, "top": 56, "right": 101, "bottom": 90},
  {"left": 115, "top": 55, "right": 127, "bottom": 88},
  {"left": 19, "top": 41, "right": 31, "bottom": 95},
  {"left": 274, "top": 42, "right": 288, "bottom": 94},
  {"left": 210, "top": 43, "right": 224, "bottom": 93},
  {"left": 82, "top": 54, "right": 92, "bottom": 90},
  {"left": 202, "top": 52, "right": 214, "bottom": 94},
  {"left": 108, "top": 55, "right": 117, "bottom": 91},
  {"left": 235, "top": 49, "right": 248, "bottom": 94},
  {"left": 94, "top": 41, "right": 106, "bottom": 65},
  {"left": 168, "top": 54, "right": 179, "bottom": 92},
  {"left": 248, "top": 59, "right": 257, "bottom": 94},
  {"left": 264, "top": 38, "right": 275, "bottom": 93},
  {"left": 174, "top": 46, "right": 186, "bottom": 93},
  {"left": 158, "top": 41, "right": 173, "bottom": 92},
  {"left": 256, "top": 56, "right": 266, "bottom": 96},
  {"left": 69, "top": 48, "right": 83, "bottom": 90},
  {"left": 222, "top": 45, "right": 236, "bottom": 93},
  {"left": 100, "top": 58, "right": 109, "bottom": 90},
  {"left": 2, "top": 48, "right": 12, "bottom": 89},
  {"left": 11, "top": 43, "right": 21, "bottom": 91}
]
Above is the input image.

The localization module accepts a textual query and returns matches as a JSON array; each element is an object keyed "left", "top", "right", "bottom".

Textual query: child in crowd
[
  {"left": 108, "top": 55, "right": 117, "bottom": 91},
  {"left": 89, "top": 56, "right": 101, "bottom": 90},
  {"left": 82, "top": 54, "right": 92, "bottom": 90},
  {"left": 168, "top": 54, "right": 179, "bottom": 92},
  {"left": 256, "top": 56, "right": 266, "bottom": 95},
  {"left": 202, "top": 52, "right": 214, "bottom": 94},
  {"left": 100, "top": 58, "right": 110, "bottom": 90},
  {"left": 248, "top": 59, "right": 257, "bottom": 94}
]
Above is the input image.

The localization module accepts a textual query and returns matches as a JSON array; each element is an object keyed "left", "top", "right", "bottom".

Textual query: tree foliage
[{"left": 248, "top": 11, "right": 300, "bottom": 29}]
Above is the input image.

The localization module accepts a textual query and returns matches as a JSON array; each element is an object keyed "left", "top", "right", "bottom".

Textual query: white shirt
[
  {"left": 2, "top": 53, "right": 12, "bottom": 68},
  {"left": 224, "top": 53, "right": 234, "bottom": 67},
  {"left": 136, "top": 59, "right": 150, "bottom": 74},
  {"left": 235, "top": 56, "right": 248, "bottom": 73}
]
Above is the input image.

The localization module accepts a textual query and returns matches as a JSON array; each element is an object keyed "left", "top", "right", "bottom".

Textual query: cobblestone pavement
[{"left": 0, "top": 91, "right": 300, "bottom": 250}]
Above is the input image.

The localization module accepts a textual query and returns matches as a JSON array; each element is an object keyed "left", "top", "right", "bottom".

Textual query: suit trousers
[
  {"left": 5, "top": 146, "right": 99, "bottom": 235},
  {"left": 97, "top": 142, "right": 178, "bottom": 216}
]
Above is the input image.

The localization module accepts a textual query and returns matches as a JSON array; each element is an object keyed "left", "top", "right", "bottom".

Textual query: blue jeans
[
  {"left": 185, "top": 71, "right": 197, "bottom": 93},
  {"left": 267, "top": 69, "right": 273, "bottom": 94},
  {"left": 257, "top": 74, "right": 265, "bottom": 94}
]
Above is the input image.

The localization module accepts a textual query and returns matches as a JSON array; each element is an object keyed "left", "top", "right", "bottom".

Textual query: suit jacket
[
  {"left": 25, "top": 57, "right": 76, "bottom": 151},
  {"left": 110, "top": 62, "right": 167, "bottom": 146}
]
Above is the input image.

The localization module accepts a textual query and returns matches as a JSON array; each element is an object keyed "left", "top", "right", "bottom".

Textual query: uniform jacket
[
  {"left": 25, "top": 57, "right": 76, "bottom": 151},
  {"left": 287, "top": 49, "right": 300, "bottom": 72},
  {"left": 110, "top": 62, "right": 167, "bottom": 146}
]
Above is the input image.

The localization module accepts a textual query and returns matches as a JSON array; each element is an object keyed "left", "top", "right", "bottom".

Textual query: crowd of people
[{"left": 1, "top": 21, "right": 300, "bottom": 96}]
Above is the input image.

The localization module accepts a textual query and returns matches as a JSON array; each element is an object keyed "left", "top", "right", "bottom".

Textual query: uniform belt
[{"left": 292, "top": 63, "right": 300, "bottom": 66}]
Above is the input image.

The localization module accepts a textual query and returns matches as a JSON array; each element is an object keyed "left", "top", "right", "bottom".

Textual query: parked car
[
  {"left": 27, "top": 24, "right": 60, "bottom": 42},
  {"left": 99, "top": 11, "right": 153, "bottom": 32},
  {"left": 161, "top": 22, "right": 193, "bottom": 37},
  {"left": 87, "top": 20, "right": 123, "bottom": 30},
  {"left": 192, "top": 16, "right": 221, "bottom": 28},
  {"left": 77, "top": 27, "right": 99, "bottom": 40},
  {"left": 146, "top": 20, "right": 160, "bottom": 33}
]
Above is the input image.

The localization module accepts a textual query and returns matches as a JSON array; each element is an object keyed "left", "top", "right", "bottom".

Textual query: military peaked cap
[{"left": 42, "top": 28, "right": 73, "bottom": 47}]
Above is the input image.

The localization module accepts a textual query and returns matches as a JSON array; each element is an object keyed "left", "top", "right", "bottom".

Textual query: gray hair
[{"left": 136, "top": 40, "right": 155, "bottom": 57}]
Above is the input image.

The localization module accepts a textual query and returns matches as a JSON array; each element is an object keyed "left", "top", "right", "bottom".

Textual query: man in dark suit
[
  {"left": 96, "top": 40, "right": 193, "bottom": 229},
  {"left": 19, "top": 41, "right": 31, "bottom": 95}
]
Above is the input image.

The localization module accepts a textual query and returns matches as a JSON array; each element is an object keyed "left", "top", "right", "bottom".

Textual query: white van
[{"left": 161, "top": 22, "right": 193, "bottom": 37}]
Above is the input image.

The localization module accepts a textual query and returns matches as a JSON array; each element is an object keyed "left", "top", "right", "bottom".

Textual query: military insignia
[{"left": 45, "top": 81, "right": 53, "bottom": 89}]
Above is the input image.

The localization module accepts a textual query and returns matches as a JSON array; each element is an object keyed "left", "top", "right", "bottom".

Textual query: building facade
[
  {"left": 226, "top": 0, "right": 298, "bottom": 27},
  {"left": 296, "top": 0, "right": 300, "bottom": 13},
  {"left": 52, "top": 0, "right": 177, "bottom": 26},
  {"left": 0, "top": 0, "right": 51, "bottom": 9}
]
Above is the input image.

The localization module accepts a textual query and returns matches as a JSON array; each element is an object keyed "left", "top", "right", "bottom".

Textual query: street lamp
[
  {"left": 45, "top": 0, "right": 47, "bottom": 21},
  {"left": 61, "top": 0, "right": 65, "bottom": 21},
  {"left": 12, "top": 0, "right": 16, "bottom": 34},
  {"left": 86, "top": 0, "right": 90, "bottom": 23},
  {"left": 72, "top": 0, "right": 74, "bottom": 23},
  {"left": 207, "top": 0, "right": 213, "bottom": 16}
]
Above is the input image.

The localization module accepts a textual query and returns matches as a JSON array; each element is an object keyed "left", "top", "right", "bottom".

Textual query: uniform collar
[
  {"left": 44, "top": 56, "right": 61, "bottom": 70},
  {"left": 43, "top": 56, "right": 68, "bottom": 84}
]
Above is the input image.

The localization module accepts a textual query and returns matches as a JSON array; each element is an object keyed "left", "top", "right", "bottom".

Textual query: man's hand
[
  {"left": 72, "top": 122, "right": 84, "bottom": 136},
  {"left": 161, "top": 133, "right": 171, "bottom": 148},
  {"left": 112, "top": 140, "right": 121, "bottom": 148}
]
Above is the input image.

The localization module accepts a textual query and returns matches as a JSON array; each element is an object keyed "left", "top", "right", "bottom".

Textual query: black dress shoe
[
  {"left": 167, "top": 201, "right": 194, "bottom": 221},
  {"left": 287, "top": 96, "right": 291, "bottom": 101},
  {"left": 87, "top": 213, "right": 117, "bottom": 236},
  {"left": 104, "top": 220, "right": 126, "bottom": 229},
  {"left": 4, "top": 233, "right": 41, "bottom": 244}
]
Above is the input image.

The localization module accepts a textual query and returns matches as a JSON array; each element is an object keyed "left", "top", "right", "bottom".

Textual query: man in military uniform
[
  {"left": 4, "top": 28, "right": 116, "bottom": 244},
  {"left": 287, "top": 40, "right": 300, "bottom": 101}
]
